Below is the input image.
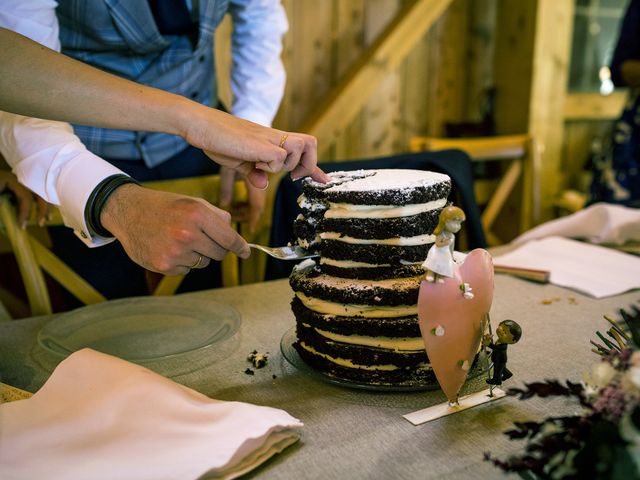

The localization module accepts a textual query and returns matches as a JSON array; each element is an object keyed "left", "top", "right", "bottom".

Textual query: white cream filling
[
  {"left": 320, "top": 232, "right": 435, "bottom": 246},
  {"left": 320, "top": 258, "right": 423, "bottom": 269},
  {"left": 297, "top": 194, "right": 326, "bottom": 212},
  {"left": 320, "top": 258, "right": 391, "bottom": 268},
  {"left": 325, "top": 198, "right": 446, "bottom": 219},
  {"left": 296, "top": 292, "right": 417, "bottom": 318},
  {"left": 308, "top": 325, "right": 425, "bottom": 351}
]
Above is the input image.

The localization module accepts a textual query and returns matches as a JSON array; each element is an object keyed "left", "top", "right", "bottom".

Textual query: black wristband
[{"left": 84, "top": 174, "right": 140, "bottom": 237}]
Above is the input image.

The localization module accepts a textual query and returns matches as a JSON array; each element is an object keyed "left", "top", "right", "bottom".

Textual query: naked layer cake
[{"left": 288, "top": 169, "right": 452, "bottom": 386}]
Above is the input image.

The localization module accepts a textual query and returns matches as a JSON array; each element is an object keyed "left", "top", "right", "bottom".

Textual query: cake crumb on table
[
  {"left": 541, "top": 297, "right": 578, "bottom": 305},
  {"left": 541, "top": 297, "right": 561, "bottom": 305},
  {"left": 247, "top": 350, "right": 269, "bottom": 369},
  {"left": 244, "top": 368, "right": 255, "bottom": 375}
]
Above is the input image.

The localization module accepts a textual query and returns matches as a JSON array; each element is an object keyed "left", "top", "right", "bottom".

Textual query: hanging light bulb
[{"left": 600, "top": 66, "right": 614, "bottom": 95}]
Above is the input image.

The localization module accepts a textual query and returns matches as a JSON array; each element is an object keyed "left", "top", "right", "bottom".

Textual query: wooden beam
[
  {"left": 564, "top": 91, "right": 627, "bottom": 121},
  {"left": 527, "top": 0, "right": 574, "bottom": 222},
  {"left": 299, "top": 0, "right": 454, "bottom": 145}
]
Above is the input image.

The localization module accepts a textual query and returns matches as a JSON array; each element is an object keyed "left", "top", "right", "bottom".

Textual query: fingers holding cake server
[{"left": 100, "top": 186, "right": 250, "bottom": 276}]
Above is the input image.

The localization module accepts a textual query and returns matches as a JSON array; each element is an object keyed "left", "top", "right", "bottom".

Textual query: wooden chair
[
  {"left": 0, "top": 175, "right": 245, "bottom": 317},
  {"left": 409, "top": 134, "right": 540, "bottom": 245}
]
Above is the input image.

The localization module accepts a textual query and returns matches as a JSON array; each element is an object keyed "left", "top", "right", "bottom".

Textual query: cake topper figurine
[
  {"left": 423, "top": 206, "right": 466, "bottom": 283},
  {"left": 417, "top": 204, "right": 494, "bottom": 406},
  {"left": 483, "top": 319, "right": 522, "bottom": 389}
]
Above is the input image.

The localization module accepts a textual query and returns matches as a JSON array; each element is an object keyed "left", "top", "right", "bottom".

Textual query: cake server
[{"left": 248, "top": 243, "right": 319, "bottom": 260}]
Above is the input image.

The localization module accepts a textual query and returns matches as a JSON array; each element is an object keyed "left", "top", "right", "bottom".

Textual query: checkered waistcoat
[{"left": 57, "top": 0, "right": 229, "bottom": 167}]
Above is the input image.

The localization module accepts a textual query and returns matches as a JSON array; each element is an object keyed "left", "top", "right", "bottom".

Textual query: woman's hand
[
  {"left": 0, "top": 170, "right": 50, "bottom": 227},
  {"left": 181, "top": 103, "right": 329, "bottom": 189}
]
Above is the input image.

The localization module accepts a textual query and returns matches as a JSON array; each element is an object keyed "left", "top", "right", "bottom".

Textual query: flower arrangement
[{"left": 485, "top": 304, "right": 640, "bottom": 479}]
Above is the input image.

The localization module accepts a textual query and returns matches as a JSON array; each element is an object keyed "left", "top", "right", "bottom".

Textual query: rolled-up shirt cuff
[{"left": 55, "top": 155, "right": 127, "bottom": 247}]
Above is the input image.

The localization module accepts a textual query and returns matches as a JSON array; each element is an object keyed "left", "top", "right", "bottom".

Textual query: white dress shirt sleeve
[
  {"left": 228, "top": 0, "right": 288, "bottom": 127},
  {"left": 0, "top": 0, "right": 124, "bottom": 246},
  {"left": 0, "top": 113, "right": 125, "bottom": 246}
]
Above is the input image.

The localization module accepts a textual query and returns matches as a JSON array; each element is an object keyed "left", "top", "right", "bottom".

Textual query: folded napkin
[
  {"left": 513, "top": 203, "right": 640, "bottom": 246},
  {"left": 493, "top": 236, "right": 640, "bottom": 298},
  {"left": 0, "top": 349, "right": 302, "bottom": 480}
]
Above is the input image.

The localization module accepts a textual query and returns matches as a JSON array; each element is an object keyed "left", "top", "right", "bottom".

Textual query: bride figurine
[{"left": 423, "top": 205, "right": 466, "bottom": 283}]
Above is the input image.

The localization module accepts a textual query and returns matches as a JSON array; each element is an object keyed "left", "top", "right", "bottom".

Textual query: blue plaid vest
[{"left": 57, "top": 0, "right": 229, "bottom": 167}]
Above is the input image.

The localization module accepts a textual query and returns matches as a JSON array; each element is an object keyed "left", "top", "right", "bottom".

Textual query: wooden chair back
[{"left": 409, "top": 134, "right": 540, "bottom": 245}]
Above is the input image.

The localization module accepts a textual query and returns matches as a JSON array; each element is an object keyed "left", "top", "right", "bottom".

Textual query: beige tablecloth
[{"left": 1, "top": 277, "right": 638, "bottom": 479}]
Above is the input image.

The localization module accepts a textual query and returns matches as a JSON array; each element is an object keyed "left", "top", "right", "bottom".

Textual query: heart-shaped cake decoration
[{"left": 418, "top": 249, "right": 494, "bottom": 402}]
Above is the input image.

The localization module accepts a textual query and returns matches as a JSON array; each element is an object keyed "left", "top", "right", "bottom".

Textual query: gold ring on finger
[
  {"left": 190, "top": 254, "right": 204, "bottom": 269},
  {"left": 279, "top": 133, "right": 288, "bottom": 148}
]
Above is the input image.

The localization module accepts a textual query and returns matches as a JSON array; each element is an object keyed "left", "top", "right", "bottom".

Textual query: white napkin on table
[
  {"left": 0, "top": 349, "right": 302, "bottom": 480},
  {"left": 513, "top": 203, "right": 640, "bottom": 246},
  {"left": 493, "top": 236, "right": 640, "bottom": 298}
]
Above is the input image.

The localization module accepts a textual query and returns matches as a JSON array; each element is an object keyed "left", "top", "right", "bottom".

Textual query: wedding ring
[
  {"left": 190, "top": 254, "right": 204, "bottom": 269},
  {"left": 278, "top": 133, "right": 288, "bottom": 148}
]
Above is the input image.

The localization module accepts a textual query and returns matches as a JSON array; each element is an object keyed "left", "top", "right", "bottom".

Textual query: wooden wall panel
[
  {"left": 493, "top": 1, "right": 536, "bottom": 134},
  {"left": 466, "top": 0, "right": 497, "bottom": 122},
  {"left": 276, "top": 0, "right": 334, "bottom": 131},
  {"left": 527, "top": 0, "right": 574, "bottom": 222},
  {"left": 361, "top": 0, "right": 402, "bottom": 159},
  {"left": 431, "top": 0, "right": 470, "bottom": 133},
  {"left": 400, "top": 30, "right": 432, "bottom": 145},
  {"left": 332, "top": 0, "right": 366, "bottom": 161}
]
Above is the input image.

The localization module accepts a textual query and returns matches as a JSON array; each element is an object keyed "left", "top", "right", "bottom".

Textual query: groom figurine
[{"left": 483, "top": 319, "right": 522, "bottom": 385}]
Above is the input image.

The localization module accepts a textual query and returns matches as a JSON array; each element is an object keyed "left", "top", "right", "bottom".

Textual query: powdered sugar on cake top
[{"left": 307, "top": 169, "right": 449, "bottom": 193}]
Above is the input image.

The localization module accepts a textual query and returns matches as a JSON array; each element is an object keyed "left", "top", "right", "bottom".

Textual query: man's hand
[
  {"left": 100, "top": 184, "right": 250, "bottom": 275},
  {"left": 0, "top": 170, "right": 50, "bottom": 228}
]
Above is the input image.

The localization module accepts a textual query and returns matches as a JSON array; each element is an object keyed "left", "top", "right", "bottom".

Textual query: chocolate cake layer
[
  {"left": 296, "top": 323, "right": 427, "bottom": 367},
  {"left": 291, "top": 296, "right": 420, "bottom": 338},
  {"left": 293, "top": 216, "right": 318, "bottom": 249},
  {"left": 290, "top": 261, "right": 420, "bottom": 307},
  {"left": 294, "top": 341, "right": 437, "bottom": 386},
  {"left": 320, "top": 242, "right": 431, "bottom": 265},
  {"left": 318, "top": 263, "right": 425, "bottom": 281},
  {"left": 320, "top": 209, "right": 442, "bottom": 240}
]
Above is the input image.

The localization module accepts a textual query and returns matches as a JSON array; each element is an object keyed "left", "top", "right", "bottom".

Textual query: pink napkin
[{"left": 0, "top": 349, "right": 302, "bottom": 480}]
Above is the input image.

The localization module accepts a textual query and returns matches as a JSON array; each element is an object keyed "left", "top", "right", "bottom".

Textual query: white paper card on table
[
  {"left": 493, "top": 236, "right": 640, "bottom": 298},
  {"left": 403, "top": 388, "right": 506, "bottom": 425},
  {"left": 0, "top": 348, "right": 303, "bottom": 480}
]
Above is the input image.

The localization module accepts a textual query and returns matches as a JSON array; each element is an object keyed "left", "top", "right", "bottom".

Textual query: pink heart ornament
[{"left": 418, "top": 249, "right": 494, "bottom": 402}]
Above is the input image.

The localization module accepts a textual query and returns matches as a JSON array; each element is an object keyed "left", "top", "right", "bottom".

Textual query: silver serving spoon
[{"left": 248, "top": 243, "right": 319, "bottom": 260}]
